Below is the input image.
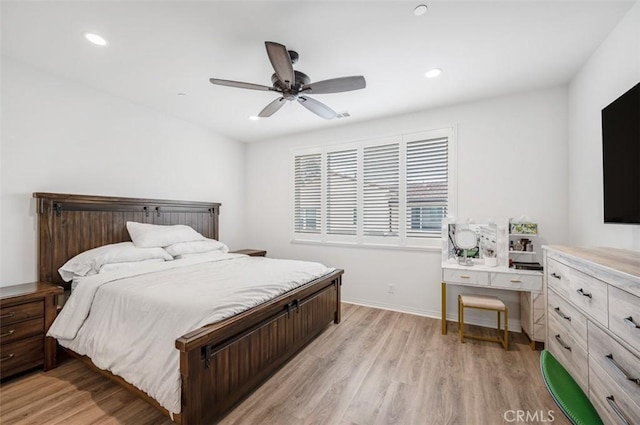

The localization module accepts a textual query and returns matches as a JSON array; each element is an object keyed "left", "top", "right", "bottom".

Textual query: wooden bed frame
[{"left": 34, "top": 192, "right": 343, "bottom": 425}]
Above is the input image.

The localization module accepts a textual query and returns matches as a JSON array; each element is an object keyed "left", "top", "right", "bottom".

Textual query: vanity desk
[
  {"left": 441, "top": 263, "right": 544, "bottom": 345},
  {"left": 441, "top": 219, "right": 546, "bottom": 347}
]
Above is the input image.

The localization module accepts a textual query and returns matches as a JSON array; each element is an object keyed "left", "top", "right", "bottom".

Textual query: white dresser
[{"left": 544, "top": 246, "right": 640, "bottom": 425}]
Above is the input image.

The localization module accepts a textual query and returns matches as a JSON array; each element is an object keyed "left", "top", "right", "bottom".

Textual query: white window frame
[{"left": 291, "top": 126, "right": 457, "bottom": 250}]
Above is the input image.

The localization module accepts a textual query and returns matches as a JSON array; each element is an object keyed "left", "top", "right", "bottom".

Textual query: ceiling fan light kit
[
  {"left": 413, "top": 4, "right": 428, "bottom": 16},
  {"left": 425, "top": 68, "right": 442, "bottom": 78},
  {"left": 83, "top": 32, "right": 108, "bottom": 46},
  {"left": 210, "top": 41, "right": 366, "bottom": 120}
]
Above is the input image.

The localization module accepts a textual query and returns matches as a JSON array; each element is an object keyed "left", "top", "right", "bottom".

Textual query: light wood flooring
[{"left": 0, "top": 303, "right": 567, "bottom": 425}]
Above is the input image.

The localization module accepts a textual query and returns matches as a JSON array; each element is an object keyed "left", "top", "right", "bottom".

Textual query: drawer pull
[
  {"left": 606, "top": 396, "right": 631, "bottom": 425},
  {"left": 623, "top": 316, "right": 639, "bottom": 329},
  {"left": 605, "top": 354, "right": 640, "bottom": 386},
  {"left": 576, "top": 288, "right": 592, "bottom": 298},
  {"left": 553, "top": 307, "right": 571, "bottom": 321},
  {"left": 550, "top": 273, "right": 561, "bottom": 280},
  {"left": 554, "top": 334, "right": 571, "bottom": 352},
  {"left": 0, "top": 329, "right": 15, "bottom": 338},
  {"left": 460, "top": 275, "right": 471, "bottom": 279},
  {"left": 0, "top": 353, "right": 15, "bottom": 362},
  {"left": 0, "top": 312, "right": 15, "bottom": 319},
  {"left": 509, "top": 279, "right": 521, "bottom": 283}
]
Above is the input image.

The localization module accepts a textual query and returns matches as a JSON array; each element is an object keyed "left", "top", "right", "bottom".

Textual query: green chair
[{"left": 540, "top": 350, "right": 603, "bottom": 425}]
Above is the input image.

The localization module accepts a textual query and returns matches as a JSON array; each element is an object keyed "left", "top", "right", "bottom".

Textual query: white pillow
[
  {"left": 126, "top": 222, "right": 205, "bottom": 248},
  {"left": 164, "top": 238, "right": 229, "bottom": 257},
  {"left": 99, "top": 258, "right": 167, "bottom": 274},
  {"left": 58, "top": 242, "right": 173, "bottom": 282}
]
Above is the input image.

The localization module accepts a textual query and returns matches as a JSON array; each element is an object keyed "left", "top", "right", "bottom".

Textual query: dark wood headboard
[{"left": 34, "top": 193, "right": 221, "bottom": 289}]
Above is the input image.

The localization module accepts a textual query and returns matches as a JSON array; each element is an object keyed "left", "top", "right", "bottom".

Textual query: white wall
[
  {"left": 245, "top": 86, "right": 569, "bottom": 328},
  {"left": 568, "top": 1, "right": 640, "bottom": 250},
  {"left": 0, "top": 57, "right": 246, "bottom": 286}
]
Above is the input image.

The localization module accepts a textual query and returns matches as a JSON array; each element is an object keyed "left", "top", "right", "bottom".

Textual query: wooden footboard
[{"left": 175, "top": 270, "right": 343, "bottom": 425}]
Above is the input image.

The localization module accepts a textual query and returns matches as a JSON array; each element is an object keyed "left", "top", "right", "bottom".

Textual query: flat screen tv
[{"left": 601, "top": 82, "right": 640, "bottom": 224}]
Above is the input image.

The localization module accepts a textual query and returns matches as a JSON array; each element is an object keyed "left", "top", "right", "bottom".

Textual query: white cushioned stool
[{"left": 458, "top": 294, "right": 508, "bottom": 350}]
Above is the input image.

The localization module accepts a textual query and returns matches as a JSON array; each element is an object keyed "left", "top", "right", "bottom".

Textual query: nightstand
[
  {"left": 0, "top": 282, "right": 63, "bottom": 379},
  {"left": 231, "top": 249, "right": 267, "bottom": 257}
]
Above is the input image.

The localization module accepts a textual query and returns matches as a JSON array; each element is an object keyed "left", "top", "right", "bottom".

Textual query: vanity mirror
[
  {"left": 444, "top": 221, "right": 502, "bottom": 267},
  {"left": 454, "top": 229, "right": 477, "bottom": 266}
]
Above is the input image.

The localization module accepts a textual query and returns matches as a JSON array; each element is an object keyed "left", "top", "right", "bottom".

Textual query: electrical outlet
[{"left": 387, "top": 284, "right": 395, "bottom": 294}]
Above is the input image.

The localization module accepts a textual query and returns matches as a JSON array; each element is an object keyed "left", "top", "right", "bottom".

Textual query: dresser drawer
[
  {"left": 0, "top": 335, "right": 44, "bottom": 379},
  {"left": 491, "top": 271, "right": 542, "bottom": 291},
  {"left": 608, "top": 286, "right": 640, "bottom": 354},
  {"left": 589, "top": 360, "right": 640, "bottom": 425},
  {"left": 547, "top": 288, "right": 588, "bottom": 351},
  {"left": 0, "top": 300, "right": 44, "bottom": 325},
  {"left": 442, "top": 269, "right": 489, "bottom": 286},
  {"left": 548, "top": 313, "right": 589, "bottom": 392},
  {"left": 0, "top": 317, "right": 44, "bottom": 345},
  {"left": 547, "top": 258, "right": 608, "bottom": 327},
  {"left": 588, "top": 321, "right": 640, "bottom": 404}
]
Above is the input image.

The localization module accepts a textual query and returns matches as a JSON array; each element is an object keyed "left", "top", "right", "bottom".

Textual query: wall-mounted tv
[{"left": 601, "top": 82, "right": 640, "bottom": 224}]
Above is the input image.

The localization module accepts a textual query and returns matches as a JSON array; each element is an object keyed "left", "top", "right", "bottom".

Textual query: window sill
[{"left": 290, "top": 239, "right": 442, "bottom": 252}]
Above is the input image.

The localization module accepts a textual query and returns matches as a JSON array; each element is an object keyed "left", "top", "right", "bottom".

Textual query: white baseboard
[{"left": 341, "top": 297, "right": 522, "bottom": 333}]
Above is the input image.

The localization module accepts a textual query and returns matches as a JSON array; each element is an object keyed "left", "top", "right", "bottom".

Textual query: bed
[{"left": 34, "top": 192, "right": 343, "bottom": 425}]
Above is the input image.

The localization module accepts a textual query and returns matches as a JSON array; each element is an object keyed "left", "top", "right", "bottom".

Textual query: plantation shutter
[
  {"left": 363, "top": 143, "right": 400, "bottom": 236},
  {"left": 294, "top": 153, "right": 321, "bottom": 234},
  {"left": 326, "top": 149, "right": 358, "bottom": 235},
  {"left": 405, "top": 137, "right": 448, "bottom": 237}
]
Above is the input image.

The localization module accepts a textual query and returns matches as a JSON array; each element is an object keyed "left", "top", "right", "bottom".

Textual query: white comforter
[{"left": 47, "top": 253, "right": 333, "bottom": 415}]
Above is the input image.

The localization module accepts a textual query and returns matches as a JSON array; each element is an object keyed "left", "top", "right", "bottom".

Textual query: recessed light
[
  {"left": 83, "top": 32, "right": 108, "bottom": 46},
  {"left": 414, "top": 5, "right": 428, "bottom": 16},
  {"left": 425, "top": 68, "right": 442, "bottom": 78},
  {"left": 249, "top": 116, "right": 260, "bottom": 121},
  {"left": 177, "top": 93, "right": 187, "bottom": 96}
]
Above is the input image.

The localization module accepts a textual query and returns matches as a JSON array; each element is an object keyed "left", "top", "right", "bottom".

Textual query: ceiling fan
[{"left": 209, "top": 42, "right": 366, "bottom": 120}]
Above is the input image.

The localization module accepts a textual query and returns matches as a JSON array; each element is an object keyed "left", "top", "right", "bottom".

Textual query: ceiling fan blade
[
  {"left": 302, "top": 76, "right": 366, "bottom": 94},
  {"left": 297, "top": 96, "right": 337, "bottom": 120},
  {"left": 265, "top": 42, "right": 294, "bottom": 90},
  {"left": 258, "top": 97, "right": 287, "bottom": 117},
  {"left": 209, "top": 78, "right": 276, "bottom": 92}
]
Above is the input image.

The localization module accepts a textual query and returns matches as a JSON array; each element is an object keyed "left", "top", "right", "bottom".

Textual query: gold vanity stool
[{"left": 458, "top": 294, "right": 508, "bottom": 350}]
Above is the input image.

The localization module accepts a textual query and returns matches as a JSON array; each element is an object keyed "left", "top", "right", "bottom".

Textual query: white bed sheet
[{"left": 47, "top": 252, "right": 334, "bottom": 415}]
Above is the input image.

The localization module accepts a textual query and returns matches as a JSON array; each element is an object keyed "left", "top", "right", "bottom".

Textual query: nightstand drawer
[
  {"left": 0, "top": 300, "right": 44, "bottom": 325},
  {"left": 0, "top": 335, "right": 44, "bottom": 379},
  {"left": 0, "top": 282, "right": 63, "bottom": 379},
  {"left": 442, "top": 269, "right": 489, "bottom": 286},
  {"left": 0, "top": 317, "right": 44, "bottom": 345}
]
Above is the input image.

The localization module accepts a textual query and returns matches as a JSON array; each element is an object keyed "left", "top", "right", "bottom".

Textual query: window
[
  {"left": 292, "top": 128, "right": 455, "bottom": 248},
  {"left": 293, "top": 153, "right": 321, "bottom": 234},
  {"left": 327, "top": 149, "right": 357, "bottom": 235},
  {"left": 363, "top": 144, "right": 399, "bottom": 236},
  {"left": 405, "top": 137, "right": 449, "bottom": 238}
]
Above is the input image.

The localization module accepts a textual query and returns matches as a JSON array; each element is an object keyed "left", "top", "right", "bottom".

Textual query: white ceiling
[{"left": 1, "top": 1, "right": 635, "bottom": 143}]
